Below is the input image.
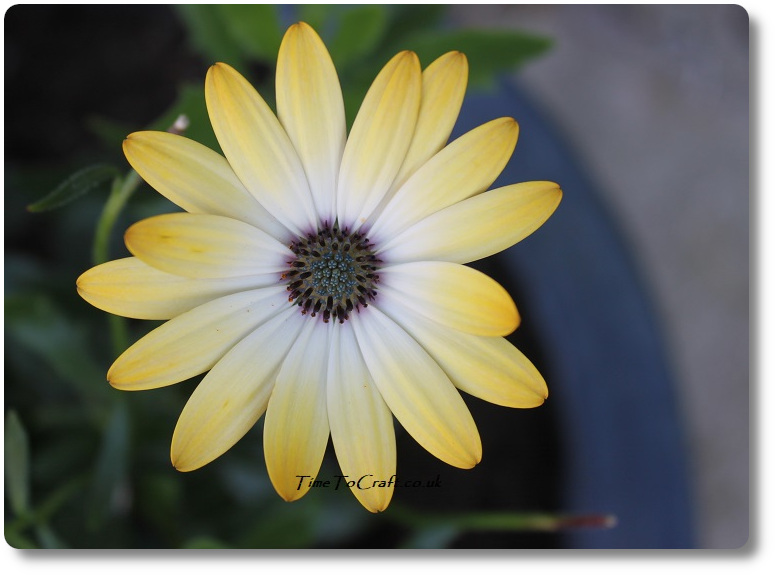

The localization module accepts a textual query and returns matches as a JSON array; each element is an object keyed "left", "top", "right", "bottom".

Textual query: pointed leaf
[{"left": 27, "top": 164, "right": 119, "bottom": 212}]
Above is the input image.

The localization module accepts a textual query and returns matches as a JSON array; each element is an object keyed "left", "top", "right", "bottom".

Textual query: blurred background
[
  {"left": 450, "top": 5, "right": 749, "bottom": 549},
  {"left": 4, "top": 5, "right": 748, "bottom": 549}
]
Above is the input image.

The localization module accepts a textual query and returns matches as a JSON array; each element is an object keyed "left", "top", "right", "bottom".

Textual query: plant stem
[
  {"left": 92, "top": 170, "right": 141, "bottom": 266},
  {"left": 386, "top": 505, "right": 617, "bottom": 532},
  {"left": 91, "top": 170, "right": 142, "bottom": 356}
]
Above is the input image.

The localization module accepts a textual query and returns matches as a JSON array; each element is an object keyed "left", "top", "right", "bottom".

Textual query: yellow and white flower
[{"left": 77, "top": 22, "right": 561, "bottom": 512}]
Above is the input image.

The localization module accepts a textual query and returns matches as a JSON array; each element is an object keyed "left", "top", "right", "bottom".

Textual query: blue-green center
[{"left": 284, "top": 224, "right": 379, "bottom": 323}]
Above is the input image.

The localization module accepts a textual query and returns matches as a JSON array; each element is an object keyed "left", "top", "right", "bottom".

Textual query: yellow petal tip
[
  {"left": 170, "top": 439, "right": 210, "bottom": 473},
  {"left": 106, "top": 365, "right": 136, "bottom": 391},
  {"left": 289, "top": 21, "right": 313, "bottom": 34},
  {"left": 276, "top": 487, "right": 306, "bottom": 503},
  {"left": 449, "top": 446, "right": 482, "bottom": 470},
  {"left": 171, "top": 456, "right": 197, "bottom": 473},
  {"left": 208, "top": 62, "right": 233, "bottom": 79},
  {"left": 122, "top": 132, "right": 148, "bottom": 149},
  {"left": 364, "top": 501, "right": 391, "bottom": 514},
  {"left": 443, "top": 50, "right": 468, "bottom": 66},
  {"left": 106, "top": 374, "right": 125, "bottom": 390},
  {"left": 393, "top": 50, "right": 420, "bottom": 67},
  {"left": 502, "top": 116, "right": 519, "bottom": 132}
]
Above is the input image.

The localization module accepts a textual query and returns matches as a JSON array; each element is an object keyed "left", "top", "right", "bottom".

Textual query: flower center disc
[{"left": 285, "top": 225, "right": 379, "bottom": 323}]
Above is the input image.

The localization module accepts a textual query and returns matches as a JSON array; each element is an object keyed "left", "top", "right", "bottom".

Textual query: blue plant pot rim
[{"left": 455, "top": 80, "right": 695, "bottom": 548}]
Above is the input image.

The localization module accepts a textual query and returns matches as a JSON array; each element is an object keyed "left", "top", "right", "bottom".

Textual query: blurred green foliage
[{"left": 5, "top": 4, "right": 556, "bottom": 549}]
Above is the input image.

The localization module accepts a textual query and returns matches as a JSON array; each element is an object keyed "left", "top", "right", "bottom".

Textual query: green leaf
[
  {"left": 176, "top": 5, "right": 248, "bottom": 71},
  {"left": 86, "top": 400, "right": 131, "bottom": 530},
  {"left": 387, "top": 28, "right": 553, "bottom": 86},
  {"left": 4, "top": 411, "right": 31, "bottom": 517},
  {"left": 328, "top": 5, "right": 389, "bottom": 71},
  {"left": 383, "top": 4, "right": 448, "bottom": 42},
  {"left": 26, "top": 164, "right": 120, "bottom": 212},
  {"left": 217, "top": 4, "right": 283, "bottom": 62}
]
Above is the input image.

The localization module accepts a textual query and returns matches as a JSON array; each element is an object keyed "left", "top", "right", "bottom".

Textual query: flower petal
[
  {"left": 381, "top": 305, "right": 547, "bottom": 408},
  {"left": 264, "top": 319, "right": 331, "bottom": 501},
  {"left": 391, "top": 51, "right": 468, "bottom": 194},
  {"left": 380, "top": 181, "right": 562, "bottom": 264},
  {"left": 369, "top": 117, "right": 519, "bottom": 244},
  {"left": 352, "top": 306, "right": 481, "bottom": 469},
  {"left": 276, "top": 22, "right": 346, "bottom": 225},
  {"left": 327, "top": 322, "right": 396, "bottom": 512},
  {"left": 206, "top": 62, "right": 317, "bottom": 235},
  {"left": 76, "top": 257, "right": 277, "bottom": 320},
  {"left": 108, "top": 287, "right": 287, "bottom": 390},
  {"left": 337, "top": 51, "right": 421, "bottom": 230},
  {"left": 123, "top": 131, "right": 288, "bottom": 241},
  {"left": 171, "top": 308, "right": 304, "bottom": 471},
  {"left": 379, "top": 261, "right": 519, "bottom": 337},
  {"left": 124, "top": 213, "right": 292, "bottom": 279}
]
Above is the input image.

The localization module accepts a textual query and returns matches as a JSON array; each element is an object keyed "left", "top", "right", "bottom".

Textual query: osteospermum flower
[{"left": 77, "top": 22, "right": 561, "bottom": 512}]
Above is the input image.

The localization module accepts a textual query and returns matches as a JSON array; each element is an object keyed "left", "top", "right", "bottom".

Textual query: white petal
[
  {"left": 108, "top": 287, "right": 288, "bottom": 390},
  {"left": 379, "top": 261, "right": 519, "bottom": 336},
  {"left": 123, "top": 131, "right": 288, "bottom": 241},
  {"left": 124, "top": 213, "right": 292, "bottom": 279},
  {"left": 76, "top": 257, "right": 275, "bottom": 320},
  {"left": 369, "top": 118, "right": 519, "bottom": 245},
  {"left": 327, "top": 322, "right": 396, "bottom": 512},
  {"left": 352, "top": 306, "right": 481, "bottom": 468},
  {"left": 206, "top": 62, "right": 318, "bottom": 235},
  {"left": 336, "top": 51, "right": 421, "bottom": 230},
  {"left": 380, "top": 304, "right": 548, "bottom": 408},
  {"left": 390, "top": 51, "right": 468, "bottom": 195},
  {"left": 380, "top": 181, "right": 562, "bottom": 264},
  {"left": 276, "top": 22, "right": 346, "bottom": 225},
  {"left": 171, "top": 308, "right": 305, "bottom": 471},
  {"left": 264, "top": 318, "right": 331, "bottom": 501}
]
